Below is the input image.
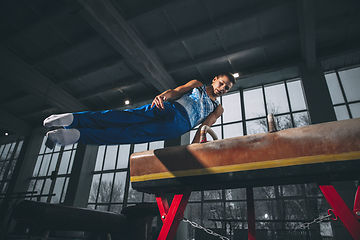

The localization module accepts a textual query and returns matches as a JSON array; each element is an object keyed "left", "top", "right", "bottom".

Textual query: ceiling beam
[
  {"left": 57, "top": 57, "right": 124, "bottom": 85},
  {"left": 167, "top": 30, "right": 299, "bottom": 73},
  {"left": 0, "top": 93, "right": 29, "bottom": 106},
  {"left": 77, "top": 0, "right": 177, "bottom": 92},
  {"left": 167, "top": 14, "right": 360, "bottom": 74},
  {"left": 297, "top": 0, "right": 316, "bottom": 72},
  {"left": 0, "top": 47, "right": 88, "bottom": 112},
  {"left": 32, "top": 34, "right": 99, "bottom": 67},
  {"left": 0, "top": 108, "right": 32, "bottom": 136},
  {"left": 0, "top": 2, "right": 80, "bottom": 46},
  {"left": 125, "top": 0, "right": 183, "bottom": 21},
  {"left": 149, "top": 0, "right": 294, "bottom": 50},
  {"left": 78, "top": 76, "right": 145, "bottom": 100}
]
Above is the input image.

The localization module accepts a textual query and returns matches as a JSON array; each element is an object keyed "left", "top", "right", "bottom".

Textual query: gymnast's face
[{"left": 212, "top": 75, "right": 233, "bottom": 97}]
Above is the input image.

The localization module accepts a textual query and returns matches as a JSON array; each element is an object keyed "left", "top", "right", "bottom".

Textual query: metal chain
[
  {"left": 295, "top": 213, "right": 332, "bottom": 230},
  {"left": 182, "top": 218, "right": 230, "bottom": 240}
]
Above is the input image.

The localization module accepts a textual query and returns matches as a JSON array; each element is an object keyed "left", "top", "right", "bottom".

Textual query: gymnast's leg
[
  {"left": 44, "top": 103, "right": 190, "bottom": 146},
  {"left": 43, "top": 104, "right": 167, "bottom": 129},
  {"left": 76, "top": 114, "right": 190, "bottom": 145}
]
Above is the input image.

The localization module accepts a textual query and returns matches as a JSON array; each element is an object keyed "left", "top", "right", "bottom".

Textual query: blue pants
[{"left": 66, "top": 102, "right": 191, "bottom": 145}]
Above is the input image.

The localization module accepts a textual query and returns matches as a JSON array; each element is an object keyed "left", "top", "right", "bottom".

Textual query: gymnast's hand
[{"left": 151, "top": 94, "right": 167, "bottom": 110}]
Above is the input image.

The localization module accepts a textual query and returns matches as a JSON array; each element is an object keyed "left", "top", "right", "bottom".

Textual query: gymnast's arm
[
  {"left": 151, "top": 79, "right": 203, "bottom": 110},
  {"left": 191, "top": 104, "right": 224, "bottom": 144}
]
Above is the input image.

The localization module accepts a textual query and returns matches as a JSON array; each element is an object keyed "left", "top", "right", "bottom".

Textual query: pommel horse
[{"left": 130, "top": 117, "right": 360, "bottom": 240}]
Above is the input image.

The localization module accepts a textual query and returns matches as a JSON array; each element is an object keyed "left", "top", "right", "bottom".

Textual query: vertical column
[
  {"left": 63, "top": 143, "right": 98, "bottom": 207},
  {"left": 10, "top": 128, "right": 45, "bottom": 193},
  {"left": 246, "top": 187, "right": 256, "bottom": 240},
  {"left": 299, "top": 61, "right": 336, "bottom": 124},
  {"left": 0, "top": 128, "right": 44, "bottom": 235}
]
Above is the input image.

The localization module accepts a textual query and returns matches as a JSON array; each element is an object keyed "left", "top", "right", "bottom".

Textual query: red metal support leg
[
  {"left": 246, "top": 187, "right": 256, "bottom": 240},
  {"left": 317, "top": 182, "right": 360, "bottom": 240},
  {"left": 155, "top": 187, "right": 192, "bottom": 240},
  {"left": 353, "top": 182, "right": 360, "bottom": 220}
]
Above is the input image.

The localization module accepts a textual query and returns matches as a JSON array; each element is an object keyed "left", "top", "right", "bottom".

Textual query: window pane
[
  {"left": 189, "top": 191, "right": 201, "bottom": 201},
  {"left": 34, "top": 179, "right": 44, "bottom": 197},
  {"left": 117, "top": 145, "right": 130, "bottom": 169},
  {"left": 7, "top": 160, "right": 16, "bottom": 180},
  {"left": 186, "top": 203, "right": 201, "bottom": 239},
  {"left": 279, "top": 184, "right": 302, "bottom": 197},
  {"left": 149, "top": 141, "right": 164, "bottom": 150},
  {"left": 48, "top": 153, "right": 59, "bottom": 175},
  {"left": 204, "top": 190, "right": 222, "bottom": 200},
  {"left": 134, "top": 143, "right": 148, "bottom": 153},
  {"left": 349, "top": 102, "right": 360, "bottom": 118},
  {"left": 190, "top": 129, "right": 197, "bottom": 143},
  {"left": 339, "top": 67, "right": 360, "bottom": 102},
  {"left": 225, "top": 188, "right": 246, "bottom": 200},
  {"left": 54, "top": 144, "right": 61, "bottom": 152},
  {"left": 287, "top": 80, "right": 307, "bottom": 111},
  {"left": 111, "top": 172, "right": 126, "bottom": 203},
  {"left": 223, "top": 123, "right": 243, "bottom": 139},
  {"left": 254, "top": 200, "right": 277, "bottom": 220},
  {"left": 127, "top": 184, "right": 143, "bottom": 203},
  {"left": 39, "top": 137, "right": 47, "bottom": 154},
  {"left": 33, "top": 156, "right": 42, "bottom": 177},
  {"left": 284, "top": 199, "right": 307, "bottom": 220},
  {"left": 42, "top": 179, "right": 51, "bottom": 195},
  {"left": 98, "top": 173, "right": 114, "bottom": 203},
  {"left": 265, "top": 83, "right": 289, "bottom": 114},
  {"left": 244, "top": 88, "right": 266, "bottom": 119},
  {"left": 334, "top": 105, "right": 350, "bottom": 120},
  {"left": 14, "top": 141, "right": 23, "bottom": 158},
  {"left": 226, "top": 202, "right": 247, "bottom": 223},
  {"left": 103, "top": 146, "right": 117, "bottom": 170},
  {"left": 0, "top": 161, "right": 8, "bottom": 180},
  {"left": 4, "top": 143, "right": 15, "bottom": 160},
  {"left": 51, "top": 177, "right": 65, "bottom": 203},
  {"left": 222, "top": 92, "right": 242, "bottom": 123},
  {"left": 246, "top": 119, "right": 267, "bottom": 135},
  {"left": 58, "top": 151, "right": 71, "bottom": 174},
  {"left": 39, "top": 154, "right": 51, "bottom": 176},
  {"left": 203, "top": 202, "right": 224, "bottom": 228},
  {"left": 293, "top": 112, "right": 310, "bottom": 127},
  {"left": 61, "top": 178, "right": 69, "bottom": 202},
  {"left": 89, "top": 174, "right": 100, "bottom": 203},
  {"left": 211, "top": 125, "right": 222, "bottom": 140},
  {"left": 325, "top": 73, "right": 345, "bottom": 104},
  {"left": 276, "top": 114, "right": 293, "bottom": 130},
  {"left": 95, "top": 146, "right": 105, "bottom": 171},
  {"left": 254, "top": 186, "right": 275, "bottom": 199}
]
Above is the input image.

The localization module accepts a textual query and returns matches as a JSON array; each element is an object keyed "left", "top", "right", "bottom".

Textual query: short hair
[{"left": 217, "top": 72, "right": 236, "bottom": 85}]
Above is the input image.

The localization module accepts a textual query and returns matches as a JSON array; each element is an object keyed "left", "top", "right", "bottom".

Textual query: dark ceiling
[{"left": 0, "top": 0, "right": 359, "bottom": 138}]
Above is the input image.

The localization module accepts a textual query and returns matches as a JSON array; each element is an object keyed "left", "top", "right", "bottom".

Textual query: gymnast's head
[{"left": 211, "top": 72, "right": 236, "bottom": 97}]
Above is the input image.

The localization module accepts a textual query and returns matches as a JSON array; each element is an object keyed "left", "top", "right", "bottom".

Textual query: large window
[
  {"left": 27, "top": 137, "right": 76, "bottom": 203},
  {"left": 87, "top": 141, "right": 164, "bottom": 213},
  {"left": 325, "top": 66, "right": 360, "bottom": 120},
  {"left": 190, "top": 79, "right": 309, "bottom": 141},
  {"left": 88, "top": 144, "right": 131, "bottom": 212},
  {"left": 186, "top": 184, "right": 332, "bottom": 239},
  {"left": 0, "top": 139, "right": 24, "bottom": 196}
]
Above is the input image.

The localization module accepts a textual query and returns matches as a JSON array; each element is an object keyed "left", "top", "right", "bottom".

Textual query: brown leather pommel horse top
[{"left": 130, "top": 118, "right": 360, "bottom": 193}]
